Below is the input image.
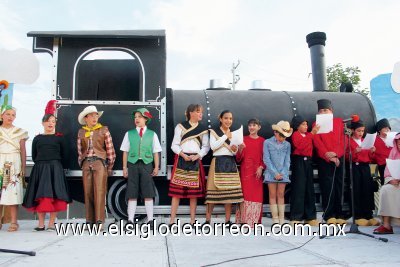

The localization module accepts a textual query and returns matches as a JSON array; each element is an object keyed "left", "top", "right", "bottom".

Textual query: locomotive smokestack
[{"left": 306, "top": 32, "right": 328, "bottom": 92}]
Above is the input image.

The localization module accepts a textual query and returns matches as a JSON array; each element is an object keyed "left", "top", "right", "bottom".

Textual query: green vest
[{"left": 128, "top": 128, "right": 154, "bottom": 164}]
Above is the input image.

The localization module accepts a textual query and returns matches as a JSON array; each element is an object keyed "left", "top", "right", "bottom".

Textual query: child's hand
[
  {"left": 311, "top": 125, "right": 320, "bottom": 134},
  {"left": 388, "top": 179, "right": 400, "bottom": 187},
  {"left": 329, "top": 157, "right": 340, "bottom": 167},
  {"left": 325, "top": 151, "right": 337, "bottom": 159},
  {"left": 355, "top": 147, "right": 362, "bottom": 153},
  {"left": 189, "top": 154, "right": 200, "bottom": 161},
  {"left": 255, "top": 167, "right": 263, "bottom": 179},
  {"left": 274, "top": 173, "right": 282, "bottom": 180},
  {"left": 107, "top": 169, "right": 113, "bottom": 176},
  {"left": 180, "top": 153, "right": 191, "bottom": 161},
  {"left": 151, "top": 168, "right": 159, "bottom": 176},
  {"left": 238, "top": 143, "right": 246, "bottom": 153},
  {"left": 123, "top": 168, "right": 128, "bottom": 178},
  {"left": 230, "top": 145, "right": 238, "bottom": 152},
  {"left": 370, "top": 146, "right": 376, "bottom": 153}
]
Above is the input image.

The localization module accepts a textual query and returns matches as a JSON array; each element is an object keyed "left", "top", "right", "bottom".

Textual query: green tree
[{"left": 326, "top": 63, "right": 369, "bottom": 95}]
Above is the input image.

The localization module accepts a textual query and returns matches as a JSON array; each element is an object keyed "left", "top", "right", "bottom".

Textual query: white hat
[
  {"left": 272, "top": 120, "right": 293, "bottom": 137},
  {"left": 78, "top": 106, "right": 103, "bottom": 125}
]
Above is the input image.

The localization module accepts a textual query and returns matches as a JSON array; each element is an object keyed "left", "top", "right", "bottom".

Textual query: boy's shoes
[
  {"left": 373, "top": 225, "right": 393, "bottom": 235},
  {"left": 47, "top": 227, "right": 56, "bottom": 232},
  {"left": 305, "top": 219, "right": 320, "bottom": 226},
  {"left": 33, "top": 226, "right": 46, "bottom": 232},
  {"left": 355, "top": 219, "right": 369, "bottom": 226},
  {"left": 368, "top": 218, "right": 380, "bottom": 226}
]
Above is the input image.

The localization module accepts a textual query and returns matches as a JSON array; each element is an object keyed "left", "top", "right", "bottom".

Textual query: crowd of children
[{"left": 0, "top": 98, "right": 399, "bottom": 234}]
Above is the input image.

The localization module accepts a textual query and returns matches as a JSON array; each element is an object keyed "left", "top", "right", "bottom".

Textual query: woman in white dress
[{"left": 0, "top": 106, "right": 28, "bottom": 232}]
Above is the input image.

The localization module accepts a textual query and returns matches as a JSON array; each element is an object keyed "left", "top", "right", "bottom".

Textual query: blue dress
[{"left": 263, "top": 136, "right": 291, "bottom": 183}]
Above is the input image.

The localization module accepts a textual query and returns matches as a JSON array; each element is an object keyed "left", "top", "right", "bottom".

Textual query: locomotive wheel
[{"left": 107, "top": 178, "right": 159, "bottom": 221}]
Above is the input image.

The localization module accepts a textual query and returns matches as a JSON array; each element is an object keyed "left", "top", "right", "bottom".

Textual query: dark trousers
[
  {"left": 378, "top": 164, "right": 386, "bottom": 186},
  {"left": 290, "top": 156, "right": 316, "bottom": 221},
  {"left": 317, "top": 158, "right": 344, "bottom": 220},
  {"left": 352, "top": 163, "right": 374, "bottom": 219}
]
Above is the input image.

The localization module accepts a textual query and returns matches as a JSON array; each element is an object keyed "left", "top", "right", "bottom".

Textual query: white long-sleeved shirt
[
  {"left": 209, "top": 130, "right": 235, "bottom": 156},
  {"left": 171, "top": 124, "right": 210, "bottom": 158}
]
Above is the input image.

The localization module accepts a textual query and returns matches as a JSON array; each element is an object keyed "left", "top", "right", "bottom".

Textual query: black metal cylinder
[
  {"left": 166, "top": 89, "right": 376, "bottom": 165},
  {"left": 306, "top": 32, "right": 328, "bottom": 92}
]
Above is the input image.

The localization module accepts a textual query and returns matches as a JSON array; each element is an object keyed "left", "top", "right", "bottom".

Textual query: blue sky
[{"left": 1, "top": 0, "right": 400, "bottom": 147}]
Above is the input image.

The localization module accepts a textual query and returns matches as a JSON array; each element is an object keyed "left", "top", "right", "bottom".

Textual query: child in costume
[
  {"left": 346, "top": 120, "right": 379, "bottom": 226},
  {"left": 0, "top": 106, "right": 28, "bottom": 232},
  {"left": 77, "top": 105, "right": 115, "bottom": 226},
  {"left": 168, "top": 104, "right": 209, "bottom": 225},
  {"left": 120, "top": 108, "right": 161, "bottom": 225},
  {"left": 373, "top": 118, "right": 392, "bottom": 186},
  {"left": 263, "top": 120, "right": 292, "bottom": 225},
  {"left": 290, "top": 116, "right": 319, "bottom": 226},
  {"left": 23, "top": 102, "right": 71, "bottom": 231},
  {"left": 236, "top": 118, "right": 265, "bottom": 227}
]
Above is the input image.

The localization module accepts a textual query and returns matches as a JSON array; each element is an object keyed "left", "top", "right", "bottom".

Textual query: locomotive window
[{"left": 75, "top": 50, "right": 141, "bottom": 101}]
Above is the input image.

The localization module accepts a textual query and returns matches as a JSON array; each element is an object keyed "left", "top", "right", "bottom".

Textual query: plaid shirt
[{"left": 77, "top": 129, "right": 116, "bottom": 170}]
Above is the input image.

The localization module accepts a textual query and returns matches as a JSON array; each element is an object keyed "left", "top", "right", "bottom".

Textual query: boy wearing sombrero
[
  {"left": 120, "top": 108, "right": 162, "bottom": 225},
  {"left": 77, "top": 105, "right": 116, "bottom": 227}
]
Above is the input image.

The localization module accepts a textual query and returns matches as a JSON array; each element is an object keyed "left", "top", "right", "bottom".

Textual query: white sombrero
[
  {"left": 272, "top": 120, "right": 293, "bottom": 137},
  {"left": 78, "top": 105, "right": 103, "bottom": 125}
]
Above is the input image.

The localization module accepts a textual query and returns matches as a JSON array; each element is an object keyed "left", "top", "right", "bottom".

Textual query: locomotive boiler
[{"left": 27, "top": 30, "right": 376, "bottom": 220}]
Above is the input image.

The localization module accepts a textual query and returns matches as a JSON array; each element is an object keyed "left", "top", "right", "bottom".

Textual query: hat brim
[
  {"left": 272, "top": 124, "right": 293, "bottom": 137},
  {"left": 78, "top": 110, "right": 103, "bottom": 125}
]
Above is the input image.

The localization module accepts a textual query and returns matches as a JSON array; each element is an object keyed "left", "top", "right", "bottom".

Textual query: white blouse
[
  {"left": 171, "top": 124, "right": 210, "bottom": 158},
  {"left": 209, "top": 130, "right": 236, "bottom": 156}
]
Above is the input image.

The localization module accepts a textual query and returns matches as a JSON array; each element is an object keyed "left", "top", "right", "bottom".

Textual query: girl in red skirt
[
  {"left": 23, "top": 107, "right": 71, "bottom": 231},
  {"left": 168, "top": 104, "right": 210, "bottom": 225}
]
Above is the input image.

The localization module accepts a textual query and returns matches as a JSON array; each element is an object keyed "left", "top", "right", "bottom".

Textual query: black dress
[{"left": 23, "top": 134, "right": 72, "bottom": 212}]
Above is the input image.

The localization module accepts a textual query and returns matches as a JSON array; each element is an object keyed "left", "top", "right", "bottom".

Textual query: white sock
[
  {"left": 145, "top": 200, "right": 154, "bottom": 221},
  {"left": 127, "top": 200, "right": 137, "bottom": 222}
]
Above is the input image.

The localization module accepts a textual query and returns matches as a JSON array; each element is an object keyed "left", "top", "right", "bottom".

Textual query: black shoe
[
  {"left": 203, "top": 220, "right": 211, "bottom": 226},
  {"left": 33, "top": 226, "right": 45, "bottom": 232},
  {"left": 225, "top": 221, "right": 232, "bottom": 227}
]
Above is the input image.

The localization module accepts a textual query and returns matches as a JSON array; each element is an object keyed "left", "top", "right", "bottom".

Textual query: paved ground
[{"left": 0, "top": 216, "right": 399, "bottom": 267}]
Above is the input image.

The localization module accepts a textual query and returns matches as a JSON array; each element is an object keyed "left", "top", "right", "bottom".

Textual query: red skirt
[
  {"left": 168, "top": 154, "right": 206, "bottom": 198},
  {"left": 26, "top": 197, "right": 68, "bottom": 213}
]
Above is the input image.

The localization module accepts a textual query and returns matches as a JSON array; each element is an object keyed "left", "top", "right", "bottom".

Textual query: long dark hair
[
  {"left": 185, "top": 104, "right": 203, "bottom": 121},
  {"left": 218, "top": 110, "right": 233, "bottom": 126}
]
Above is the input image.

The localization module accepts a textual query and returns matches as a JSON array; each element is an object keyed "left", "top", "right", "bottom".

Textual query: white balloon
[{"left": 391, "top": 61, "right": 400, "bottom": 93}]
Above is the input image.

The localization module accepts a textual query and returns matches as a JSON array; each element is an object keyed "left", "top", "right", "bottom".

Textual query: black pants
[
  {"left": 317, "top": 158, "right": 344, "bottom": 220},
  {"left": 352, "top": 163, "right": 374, "bottom": 219},
  {"left": 290, "top": 156, "right": 316, "bottom": 221},
  {"left": 378, "top": 164, "right": 386, "bottom": 186}
]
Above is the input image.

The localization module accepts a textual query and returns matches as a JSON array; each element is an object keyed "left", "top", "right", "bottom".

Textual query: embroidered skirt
[
  {"left": 205, "top": 156, "right": 243, "bottom": 204},
  {"left": 168, "top": 154, "right": 205, "bottom": 198}
]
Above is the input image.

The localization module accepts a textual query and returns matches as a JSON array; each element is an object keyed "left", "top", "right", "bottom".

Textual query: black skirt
[{"left": 23, "top": 160, "right": 72, "bottom": 209}]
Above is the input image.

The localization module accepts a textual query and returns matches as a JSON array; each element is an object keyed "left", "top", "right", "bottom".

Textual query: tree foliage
[{"left": 326, "top": 63, "right": 369, "bottom": 95}]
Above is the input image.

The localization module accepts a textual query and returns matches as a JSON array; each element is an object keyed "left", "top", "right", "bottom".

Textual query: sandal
[
  {"left": 0, "top": 222, "right": 2, "bottom": 230},
  {"left": 7, "top": 223, "right": 19, "bottom": 232}
]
